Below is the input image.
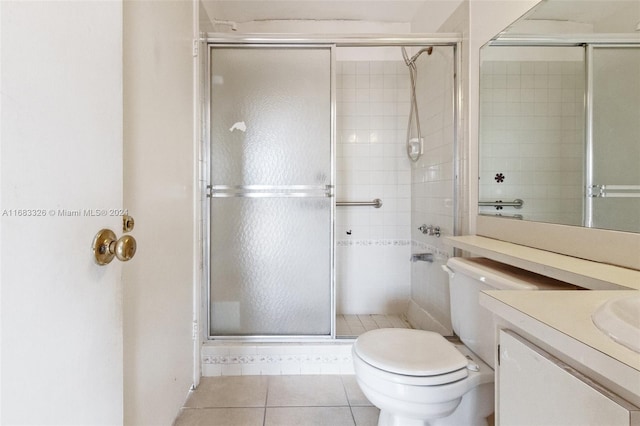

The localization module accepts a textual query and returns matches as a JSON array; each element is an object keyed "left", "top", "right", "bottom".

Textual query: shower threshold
[{"left": 201, "top": 314, "right": 412, "bottom": 376}]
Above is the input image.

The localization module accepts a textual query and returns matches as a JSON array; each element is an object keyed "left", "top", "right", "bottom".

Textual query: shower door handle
[{"left": 208, "top": 184, "right": 334, "bottom": 198}]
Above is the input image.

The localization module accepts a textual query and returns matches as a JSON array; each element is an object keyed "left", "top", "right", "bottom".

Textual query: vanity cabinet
[{"left": 498, "top": 330, "right": 640, "bottom": 425}]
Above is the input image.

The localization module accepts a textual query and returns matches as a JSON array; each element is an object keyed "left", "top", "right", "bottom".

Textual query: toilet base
[
  {"left": 378, "top": 410, "right": 431, "bottom": 426},
  {"left": 375, "top": 382, "right": 494, "bottom": 426},
  {"left": 430, "top": 382, "right": 494, "bottom": 426}
]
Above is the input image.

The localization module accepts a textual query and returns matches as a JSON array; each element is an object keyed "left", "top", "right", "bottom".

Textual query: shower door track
[
  {"left": 202, "top": 35, "right": 463, "bottom": 343},
  {"left": 204, "top": 33, "right": 461, "bottom": 47}
]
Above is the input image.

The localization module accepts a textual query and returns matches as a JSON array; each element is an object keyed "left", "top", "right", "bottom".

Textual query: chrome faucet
[{"left": 417, "top": 224, "right": 441, "bottom": 237}]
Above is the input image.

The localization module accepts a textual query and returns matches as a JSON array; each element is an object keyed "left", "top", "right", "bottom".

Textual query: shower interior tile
[{"left": 336, "top": 314, "right": 411, "bottom": 338}]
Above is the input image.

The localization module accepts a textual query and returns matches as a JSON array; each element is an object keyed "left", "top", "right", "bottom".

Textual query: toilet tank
[{"left": 445, "top": 257, "right": 576, "bottom": 369}]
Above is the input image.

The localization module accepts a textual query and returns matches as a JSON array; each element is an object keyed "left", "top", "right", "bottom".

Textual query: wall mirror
[{"left": 479, "top": 0, "right": 640, "bottom": 234}]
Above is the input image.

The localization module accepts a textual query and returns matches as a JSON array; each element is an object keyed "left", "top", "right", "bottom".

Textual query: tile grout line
[
  {"left": 262, "top": 376, "right": 270, "bottom": 426},
  {"left": 342, "top": 375, "right": 359, "bottom": 426}
]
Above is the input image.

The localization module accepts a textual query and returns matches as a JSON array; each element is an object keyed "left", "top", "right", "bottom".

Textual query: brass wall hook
[{"left": 92, "top": 229, "right": 137, "bottom": 265}]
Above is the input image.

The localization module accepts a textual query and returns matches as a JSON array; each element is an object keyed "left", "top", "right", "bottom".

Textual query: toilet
[{"left": 352, "top": 257, "right": 574, "bottom": 426}]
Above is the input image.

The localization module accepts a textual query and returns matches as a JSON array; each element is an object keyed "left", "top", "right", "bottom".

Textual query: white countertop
[
  {"left": 481, "top": 290, "right": 640, "bottom": 371},
  {"left": 445, "top": 235, "right": 640, "bottom": 290}
]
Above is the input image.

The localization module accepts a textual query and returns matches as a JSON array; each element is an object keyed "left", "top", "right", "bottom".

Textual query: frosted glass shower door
[
  {"left": 208, "top": 46, "right": 333, "bottom": 337},
  {"left": 589, "top": 46, "right": 640, "bottom": 233}
]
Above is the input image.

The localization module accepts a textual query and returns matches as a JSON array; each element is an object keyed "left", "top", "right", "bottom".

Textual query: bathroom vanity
[{"left": 445, "top": 235, "right": 640, "bottom": 425}]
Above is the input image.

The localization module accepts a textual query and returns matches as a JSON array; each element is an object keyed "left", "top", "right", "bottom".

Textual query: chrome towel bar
[
  {"left": 336, "top": 198, "right": 383, "bottom": 208},
  {"left": 478, "top": 199, "right": 524, "bottom": 209}
]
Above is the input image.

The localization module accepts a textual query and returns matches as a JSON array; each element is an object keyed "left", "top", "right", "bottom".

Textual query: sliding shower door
[
  {"left": 207, "top": 46, "right": 334, "bottom": 338},
  {"left": 588, "top": 46, "right": 640, "bottom": 232}
]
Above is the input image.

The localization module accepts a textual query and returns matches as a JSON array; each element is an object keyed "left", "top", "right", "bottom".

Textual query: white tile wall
[
  {"left": 409, "top": 46, "right": 456, "bottom": 334},
  {"left": 333, "top": 48, "right": 457, "bottom": 331},
  {"left": 410, "top": 47, "right": 456, "bottom": 250},
  {"left": 335, "top": 240, "right": 411, "bottom": 315},
  {"left": 479, "top": 60, "right": 585, "bottom": 225},
  {"left": 335, "top": 59, "right": 413, "bottom": 315},
  {"left": 335, "top": 60, "right": 412, "bottom": 241}
]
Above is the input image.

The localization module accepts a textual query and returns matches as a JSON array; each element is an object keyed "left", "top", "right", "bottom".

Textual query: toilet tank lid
[
  {"left": 447, "top": 257, "right": 577, "bottom": 290},
  {"left": 353, "top": 329, "right": 468, "bottom": 376}
]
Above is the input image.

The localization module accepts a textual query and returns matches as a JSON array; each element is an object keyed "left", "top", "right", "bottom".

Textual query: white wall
[
  {"left": 411, "top": 0, "right": 465, "bottom": 32},
  {"left": 438, "top": 1, "right": 471, "bottom": 238},
  {"left": 123, "top": 1, "right": 196, "bottom": 424}
]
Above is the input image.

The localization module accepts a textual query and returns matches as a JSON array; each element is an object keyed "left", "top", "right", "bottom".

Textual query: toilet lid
[{"left": 353, "top": 329, "right": 469, "bottom": 376}]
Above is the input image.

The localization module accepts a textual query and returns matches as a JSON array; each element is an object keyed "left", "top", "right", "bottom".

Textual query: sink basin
[{"left": 592, "top": 295, "right": 640, "bottom": 353}]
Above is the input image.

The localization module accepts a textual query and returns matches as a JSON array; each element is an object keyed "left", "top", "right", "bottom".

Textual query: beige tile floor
[{"left": 173, "top": 375, "right": 379, "bottom": 426}]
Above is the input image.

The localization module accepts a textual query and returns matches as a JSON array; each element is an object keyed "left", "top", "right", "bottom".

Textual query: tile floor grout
[{"left": 174, "top": 375, "right": 379, "bottom": 425}]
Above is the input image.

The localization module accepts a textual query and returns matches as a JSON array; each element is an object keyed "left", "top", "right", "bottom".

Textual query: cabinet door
[{"left": 498, "top": 330, "right": 640, "bottom": 425}]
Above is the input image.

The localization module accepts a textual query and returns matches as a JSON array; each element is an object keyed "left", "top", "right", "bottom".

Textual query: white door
[{"left": 1, "top": 2, "right": 125, "bottom": 423}]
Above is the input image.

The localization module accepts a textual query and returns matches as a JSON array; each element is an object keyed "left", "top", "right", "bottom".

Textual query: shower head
[{"left": 401, "top": 46, "right": 433, "bottom": 67}]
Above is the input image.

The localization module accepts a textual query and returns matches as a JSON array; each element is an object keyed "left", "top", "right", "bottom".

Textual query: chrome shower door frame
[{"left": 202, "top": 35, "right": 462, "bottom": 342}]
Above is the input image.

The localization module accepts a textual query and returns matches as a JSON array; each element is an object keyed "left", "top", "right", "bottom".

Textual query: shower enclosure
[{"left": 204, "top": 36, "right": 460, "bottom": 341}]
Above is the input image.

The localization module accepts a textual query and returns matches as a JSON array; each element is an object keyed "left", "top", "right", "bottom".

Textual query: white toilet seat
[{"left": 353, "top": 328, "right": 470, "bottom": 386}]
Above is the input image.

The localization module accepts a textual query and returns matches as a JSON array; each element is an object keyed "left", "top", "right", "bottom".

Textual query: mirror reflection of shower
[{"left": 401, "top": 46, "right": 433, "bottom": 162}]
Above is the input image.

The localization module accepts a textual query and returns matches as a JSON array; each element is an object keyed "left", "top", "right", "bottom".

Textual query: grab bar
[
  {"left": 478, "top": 199, "right": 523, "bottom": 209},
  {"left": 336, "top": 198, "right": 383, "bottom": 208}
]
